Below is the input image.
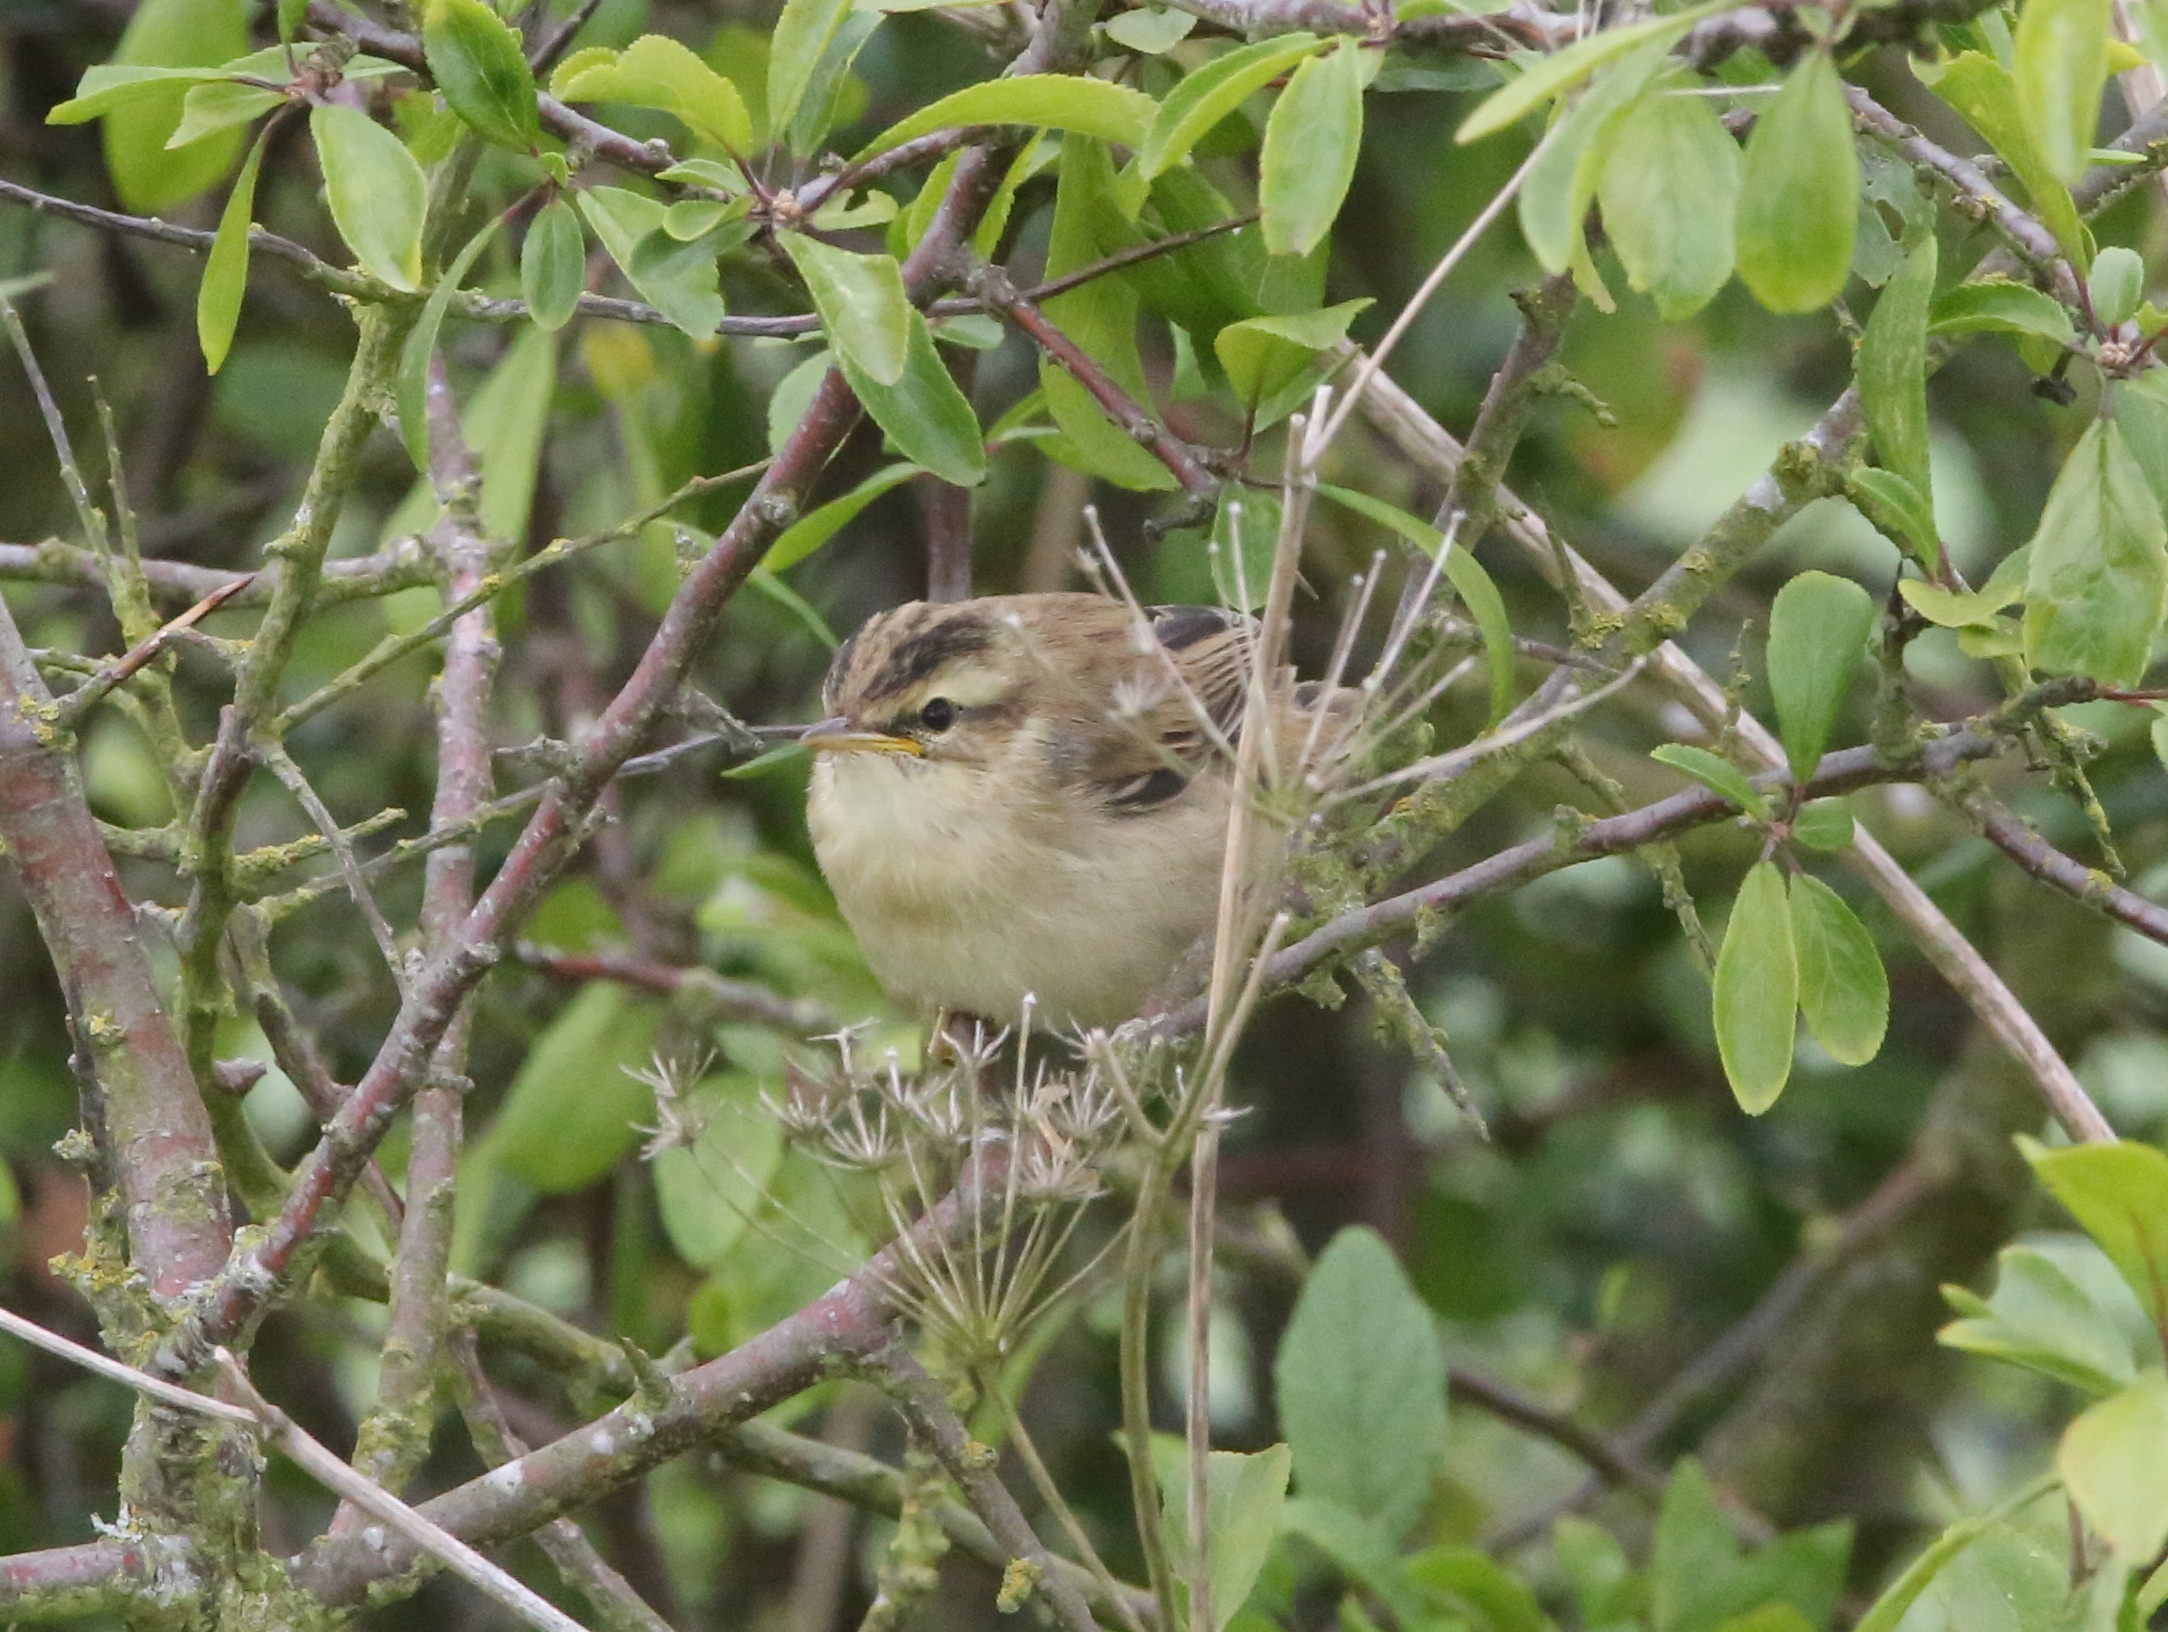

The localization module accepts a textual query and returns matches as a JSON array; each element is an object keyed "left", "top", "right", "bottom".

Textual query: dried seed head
[{"left": 629, "top": 1049, "right": 714, "bottom": 1159}]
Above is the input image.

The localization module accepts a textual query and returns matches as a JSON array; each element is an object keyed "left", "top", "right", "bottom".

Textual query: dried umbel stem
[{"left": 762, "top": 1025, "right": 1125, "bottom": 1368}]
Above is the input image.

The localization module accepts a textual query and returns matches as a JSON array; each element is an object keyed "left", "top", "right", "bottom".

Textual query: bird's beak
[{"left": 800, "top": 717, "right": 924, "bottom": 756}]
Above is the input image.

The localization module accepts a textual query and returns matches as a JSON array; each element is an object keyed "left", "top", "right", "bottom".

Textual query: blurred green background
[{"left": 2, "top": 1, "right": 2165, "bottom": 1626}]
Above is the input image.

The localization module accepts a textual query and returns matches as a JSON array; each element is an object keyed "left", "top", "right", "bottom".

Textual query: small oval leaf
[
  {"left": 424, "top": 0, "right": 540, "bottom": 151},
  {"left": 1713, "top": 860, "right": 1799, "bottom": 1115},
  {"left": 1259, "top": 40, "right": 1364, "bottom": 259},
  {"left": 311, "top": 101, "right": 429, "bottom": 292},
  {"left": 521, "top": 196, "right": 585, "bottom": 332},
  {"left": 1735, "top": 51, "right": 1859, "bottom": 314},
  {"left": 2023, "top": 419, "right": 2168, "bottom": 686},
  {"left": 1767, "top": 570, "right": 1876, "bottom": 782},
  {"left": 1649, "top": 743, "right": 1770, "bottom": 819},
  {"left": 1597, "top": 79, "right": 1740, "bottom": 321},
  {"left": 1788, "top": 872, "right": 1887, "bottom": 1066}
]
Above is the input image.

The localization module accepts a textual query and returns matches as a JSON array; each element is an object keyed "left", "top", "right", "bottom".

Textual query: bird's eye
[{"left": 918, "top": 697, "right": 956, "bottom": 732}]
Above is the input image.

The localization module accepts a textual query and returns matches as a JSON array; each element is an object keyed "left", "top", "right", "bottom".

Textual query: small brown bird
[{"left": 803, "top": 593, "right": 1346, "bottom": 1032}]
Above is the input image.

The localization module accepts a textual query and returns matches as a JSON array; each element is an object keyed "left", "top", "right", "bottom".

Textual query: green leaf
[
  {"left": 768, "top": 349, "right": 833, "bottom": 458},
  {"left": 776, "top": 234, "right": 911, "bottom": 387},
  {"left": 1928, "top": 278, "right": 2078, "bottom": 344},
  {"left": 1713, "top": 861, "right": 1798, "bottom": 1115},
  {"left": 1039, "top": 139, "right": 1180, "bottom": 491},
  {"left": 521, "top": 196, "right": 585, "bottom": 332},
  {"left": 1273, "top": 1226, "right": 1447, "bottom": 1542},
  {"left": 1858, "top": 234, "right": 1937, "bottom": 503},
  {"left": 1554, "top": 1516, "right": 1640, "bottom": 1630},
  {"left": 1940, "top": 1240, "right": 2145, "bottom": 1397},
  {"left": 1651, "top": 1460, "right": 1740, "bottom": 1632},
  {"left": 1278, "top": 1498, "right": 1431, "bottom": 1629},
  {"left": 554, "top": 34, "right": 753, "bottom": 153},
  {"left": 1259, "top": 39, "right": 1365, "bottom": 259},
  {"left": 1105, "top": 6, "right": 1197, "bottom": 52},
  {"left": 48, "top": 64, "right": 235, "bottom": 126},
  {"left": 1788, "top": 873, "right": 1886, "bottom": 1067},
  {"left": 1848, "top": 467, "right": 1939, "bottom": 571},
  {"left": 96, "top": 0, "right": 250, "bottom": 213},
  {"left": 196, "top": 125, "right": 268, "bottom": 375},
  {"left": 2115, "top": 367, "right": 2168, "bottom": 506},
  {"left": 167, "top": 79, "right": 283, "bottom": 150},
  {"left": 2013, "top": 0, "right": 2113, "bottom": 183},
  {"left": 1927, "top": 52, "right": 2090, "bottom": 270},
  {"left": 485, "top": 982, "right": 662, "bottom": 1192},
  {"left": 279, "top": 0, "right": 308, "bottom": 42},
  {"left": 1142, "top": 34, "right": 1326, "bottom": 177},
  {"left": 1790, "top": 798, "right": 1856, "bottom": 853},
  {"left": 1519, "top": 40, "right": 1670, "bottom": 307},
  {"left": 310, "top": 102, "right": 429, "bottom": 293},
  {"left": 397, "top": 215, "right": 505, "bottom": 472},
  {"left": 2061, "top": 1371, "right": 2168, "bottom": 1562},
  {"left": 1456, "top": 0, "right": 1727, "bottom": 144},
  {"left": 1209, "top": 484, "right": 1281, "bottom": 611},
  {"left": 665, "top": 199, "right": 730, "bottom": 240},
  {"left": 657, "top": 157, "right": 747, "bottom": 194},
  {"left": 1851, "top": 1515, "right": 2047, "bottom": 1632},
  {"left": 2025, "top": 1139, "right": 2168, "bottom": 1329},
  {"left": 781, "top": 9, "right": 878, "bottom": 158},
  {"left": 768, "top": 0, "right": 855, "bottom": 144},
  {"left": 1315, "top": 484, "right": 1516, "bottom": 722},
  {"left": 767, "top": 461, "right": 925, "bottom": 574},
  {"left": 2023, "top": 419, "right": 2168, "bottom": 685},
  {"left": 1767, "top": 570, "right": 1876, "bottom": 782},
  {"left": 854, "top": 76, "right": 1160, "bottom": 163},
  {"left": 1735, "top": 51, "right": 1858, "bottom": 314},
  {"left": 652, "top": 1077, "right": 784, "bottom": 1269},
  {"left": 1650, "top": 744, "right": 1771, "bottom": 819},
  {"left": 2090, "top": 244, "right": 2147, "bottom": 330},
  {"left": 1214, "top": 299, "right": 1371, "bottom": 409},
  {"left": 1153, "top": 1442, "right": 1294, "bottom": 1632},
  {"left": 1597, "top": 78, "right": 1741, "bottom": 321},
  {"left": 1404, "top": 1546, "right": 1552, "bottom": 1632},
  {"left": 840, "top": 314, "right": 986, "bottom": 487},
  {"left": 579, "top": 185, "right": 726, "bottom": 338},
  {"left": 425, "top": 0, "right": 540, "bottom": 151},
  {"left": 1897, "top": 553, "right": 2029, "bottom": 628}
]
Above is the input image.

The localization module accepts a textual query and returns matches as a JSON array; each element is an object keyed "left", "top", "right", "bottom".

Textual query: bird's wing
[
  {"left": 1079, "top": 606, "right": 1257, "bottom": 812},
  {"left": 1148, "top": 605, "right": 1255, "bottom": 751}
]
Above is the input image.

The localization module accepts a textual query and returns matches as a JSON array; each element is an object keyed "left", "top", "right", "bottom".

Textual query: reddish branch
[
  {"left": 0, "top": 1541, "right": 170, "bottom": 1619},
  {"left": 0, "top": 598, "right": 229, "bottom": 1299},
  {"left": 511, "top": 942, "right": 834, "bottom": 1031},
  {"left": 971, "top": 262, "right": 1217, "bottom": 502}
]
